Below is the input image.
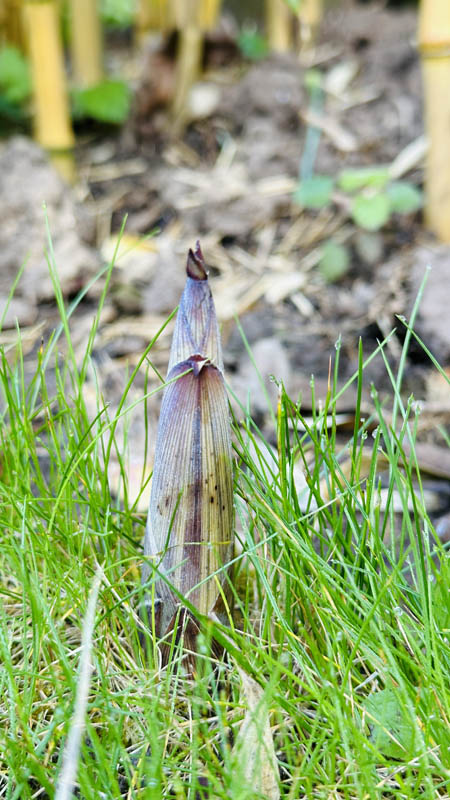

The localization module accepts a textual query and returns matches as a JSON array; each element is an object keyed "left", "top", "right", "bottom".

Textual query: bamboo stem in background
[
  {"left": 169, "top": 0, "right": 221, "bottom": 130},
  {"left": 171, "top": 23, "right": 203, "bottom": 128},
  {"left": 266, "top": 0, "right": 293, "bottom": 53},
  {"left": 135, "top": 0, "right": 168, "bottom": 42},
  {"left": 298, "top": 0, "right": 323, "bottom": 45},
  {"left": 418, "top": 0, "right": 450, "bottom": 242},
  {"left": 69, "top": 0, "right": 103, "bottom": 87},
  {"left": 0, "top": 0, "right": 24, "bottom": 47},
  {"left": 0, "top": 0, "right": 7, "bottom": 43},
  {"left": 201, "top": 0, "right": 221, "bottom": 31},
  {"left": 23, "top": 0, "right": 75, "bottom": 180}
]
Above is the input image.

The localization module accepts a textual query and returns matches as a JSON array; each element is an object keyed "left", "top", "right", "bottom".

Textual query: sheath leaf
[{"left": 142, "top": 242, "right": 233, "bottom": 650}]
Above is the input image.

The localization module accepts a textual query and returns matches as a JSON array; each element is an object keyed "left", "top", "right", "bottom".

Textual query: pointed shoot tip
[{"left": 186, "top": 241, "right": 208, "bottom": 281}]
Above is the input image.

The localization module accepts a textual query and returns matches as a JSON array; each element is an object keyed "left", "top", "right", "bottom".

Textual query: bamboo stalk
[
  {"left": 135, "top": 0, "right": 168, "bottom": 42},
  {"left": 171, "top": 23, "right": 203, "bottom": 129},
  {"left": 169, "top": 0, "right": 200, "bottom": 128},
  {"left": 298, "top": 0, "right": 323, "bottom": 45},
  {"left": 168, "top": 0, "right": 220, "bottom": 128},
  {"left": 418, "top": 0, "right": 450, "bottom": 242},
  {"left": 266, "top": 0, "right": 293, "bottom": 53},
  {"left": 1, "top": 0, "right": 24, "bottom": 47},
  {"left": 23, "top": 0, "right": 75, "bottom": 179},
  {"left": 201, "top": 0, "right": 221, "bottom": 31},
  {"left": 0, "top": 0, "right": 7, "bottom": 43},
  {"left": 69, "top": 0, "right": 103, "bottom": 87}
]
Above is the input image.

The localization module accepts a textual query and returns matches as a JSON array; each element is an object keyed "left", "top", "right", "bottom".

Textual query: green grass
[{"left": 0, "top": 247, "right": 449, "bottom": 799}]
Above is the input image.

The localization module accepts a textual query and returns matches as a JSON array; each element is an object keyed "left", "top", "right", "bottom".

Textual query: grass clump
[{"left": 0, "top": 245, "right": 449, "bottom": 799}]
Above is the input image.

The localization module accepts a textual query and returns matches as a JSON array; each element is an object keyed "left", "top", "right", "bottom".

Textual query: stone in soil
[{"left": 0, "top": 137, "right": 99, "bottom": 312}]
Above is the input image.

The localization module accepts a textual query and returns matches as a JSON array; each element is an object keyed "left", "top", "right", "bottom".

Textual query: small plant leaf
[
  {"left": 304, "top": 68, "right": 323, "bottom": 92},
  {"left": 72, "top": 80, "right": 131, "bottom": 124},
  {"left": 363, "top": 688, "right": 415, "bottom": 759},
  {"left": 351, "top": 192, "right": 390, "bottom": 231},
  {"left": 338, "top": 166, "right": 390, "bottom": 192},
  {"left": 293, "top": 175, "right": 334, "bottom": 210},
  {"left": 238, "top": 29, "right": 269, "bottom": 60},
  {"left": 0, "top": 46, "right": 31, "bottom": 104},
  {"left": 386, "top": 181, "right": 423, "bottom": 214},
  {"left": 101, "top": 0, "right": 134, "bottom": 27},
  {"left": 319, "top": 240, "right": 350, "bottom": 282}
]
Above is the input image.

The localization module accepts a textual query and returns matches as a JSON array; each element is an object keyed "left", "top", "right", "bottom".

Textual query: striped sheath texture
[{"left": 142, "top": 243, "right": 233, "bottom": 643}]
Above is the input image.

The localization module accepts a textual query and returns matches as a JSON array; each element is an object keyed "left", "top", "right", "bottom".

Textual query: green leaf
[
  {"left": 72, "top": 80, "right": 131, "bottom": 125},
  {"left": 293, "top": 175, "right": 334, "bottom": 210},
  {"left": 0, "top": 46, "right": 32, "bottom": 104},
  {"left": 318, "top": 240, "right": 350, "bottom": 282},
  {"left": 237, "top": 30, "right": 269, "bottom": 61},
  {"left": 351, "top": 192, "right": 390, "bottom": 231},
  {"left": 363, "top": 688, "right": 415, "bottom": 759},
  {"left": 0, "top": 94, "right": 28, "bottom": 124},
  {"left": 101, "top": 0, "right": 134, "bottom": 27},
  {"left": 304, "top": 68, "right": 323, "bottom": 92},
  {"left": 431, "top": 577, "right": 450, "bottom": 632},
  {"left": 386, "top": 181, "right": 423, "bottom": 214},
  {"left": 338, "top": 166, "right": 390, "bottom": 193}
]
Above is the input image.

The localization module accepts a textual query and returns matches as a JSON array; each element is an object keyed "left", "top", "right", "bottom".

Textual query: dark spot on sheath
[
  {"left": 210, "top": 496, "right": 214, "bottom": 503},
  {"left": 165, "top": 497, "right": 170, "bottom": 507},
  {"left": 214, "top": 484, "right": 218, "bottom": 490},
  {"left": 222, "top": 505, "right": 225, "bottom": 510}
]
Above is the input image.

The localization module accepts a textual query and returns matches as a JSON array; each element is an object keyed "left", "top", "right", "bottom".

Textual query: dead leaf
[
  {"left": 231, "top": 667, "right": 280, "bottom": 800},
  {"left": 299, "top": 108, "right": 358, "bottom": 153}
]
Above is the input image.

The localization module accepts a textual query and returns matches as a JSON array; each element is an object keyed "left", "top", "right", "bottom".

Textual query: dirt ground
[{"left": 1, "top": 2, "right": 450, "bottom": 539}]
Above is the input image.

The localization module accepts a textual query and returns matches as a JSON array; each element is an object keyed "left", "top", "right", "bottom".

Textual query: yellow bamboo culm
[
  {"left": 418, "top": 0, "right": 450, "bottom": 242},
  {"left": 201, "top": 0, "right": 220, "bottom": 30},
  {"left": 69, "top": 0, "right": 103, "bottom": 87},
  {"left": 169, "top": 0, "right": 214, "bottom": 130},
  {"left": 135, "top": 0, "right": 168, "bottom": 42},
  {"left": 171, "top": 23, "right": 203, "bottom": 128},
  {"left": 298, "top": 0, "right": 323, "bottom": 45},
  {"left": 169, "top": 0, "right": 220, "bottom": 29},
  {"left": 167, "top": 0, "right": 221, "bottom": 129},
  {"left": 0, "top": 0, "right": 24, "bottom": 47},
  {"left": 23, "top": 0, "right": 75, "bottom": 180},
  {"left": 0, "top": 0, "right": 7, "bottom": 43},
  {"left": 266, "top": 0, "right": 293, "bottom": 53}
]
